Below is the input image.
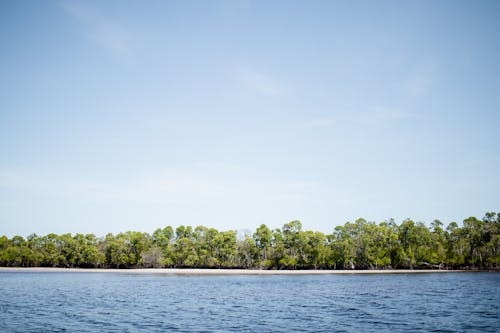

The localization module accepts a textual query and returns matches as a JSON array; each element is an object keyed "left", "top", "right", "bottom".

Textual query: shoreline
[{"left": 0, "top": 267, "right": 477, "bottom": 275}]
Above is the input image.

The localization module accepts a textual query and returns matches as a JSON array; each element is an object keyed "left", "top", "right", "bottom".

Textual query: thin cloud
[
  {"left": 60, "top": 1, "right": 132, "bottom": 57},
  {"left": 401, "top": 61, "right": 437, "bottom": 98},
  {"left": 0, "top": 166, "right": 318, "bottom": 206},
  {"left": 358, "top": 106, "right": 416, "bottom": 127},
  {"left": 77, "top": 169, "right": 317, "bottom": 205},
  {"left": 238, "top": 68, "right": 287, "bottom": 97},
  {"left": 303, "top": 116, "right": 336, "bottom": 129}
]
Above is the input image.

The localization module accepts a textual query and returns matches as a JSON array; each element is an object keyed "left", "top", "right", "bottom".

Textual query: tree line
[{"left": 0, "top": 212, "right": 498, "bottom": 270}]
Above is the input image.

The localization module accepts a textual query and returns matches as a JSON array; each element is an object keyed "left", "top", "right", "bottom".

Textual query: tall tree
[{"left": 253, "top": 224, "right": 272, "bottom": 265}]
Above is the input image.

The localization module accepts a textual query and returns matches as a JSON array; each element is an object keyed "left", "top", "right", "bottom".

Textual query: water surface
[{"left": 0, "top": 272, "right": 498, "bottom": 332}]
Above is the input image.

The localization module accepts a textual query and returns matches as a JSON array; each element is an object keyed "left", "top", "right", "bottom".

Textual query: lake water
[{"left": 0, "top": 272, "right": 498, "bottom": 332}]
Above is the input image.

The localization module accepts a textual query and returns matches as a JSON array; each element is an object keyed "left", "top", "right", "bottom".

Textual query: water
[{"left": 0, "top": 272, "right": 498, "bottom": 332}]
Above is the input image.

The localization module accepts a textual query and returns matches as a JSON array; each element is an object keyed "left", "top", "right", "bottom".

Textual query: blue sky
[{"left": 1, "top": 0, "right": 499, "bottom": 237}]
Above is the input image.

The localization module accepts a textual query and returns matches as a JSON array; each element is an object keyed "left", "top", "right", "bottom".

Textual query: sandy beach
[{"left": 0, "top": 267, "right": 465, "bottom": 275}]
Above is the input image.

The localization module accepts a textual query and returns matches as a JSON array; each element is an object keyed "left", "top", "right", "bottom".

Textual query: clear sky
[{"left": 1, "top": 0, "right": 499, "bottom": 237}]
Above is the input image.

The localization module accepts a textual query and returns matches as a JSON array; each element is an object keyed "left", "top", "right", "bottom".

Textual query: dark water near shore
[{"left": 0, "top": 272, "right": 498, "bottom": 332}]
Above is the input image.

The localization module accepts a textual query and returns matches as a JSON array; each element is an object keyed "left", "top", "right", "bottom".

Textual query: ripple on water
[{"left": 0, "top": 272, "right": 499, "bottom": 332}]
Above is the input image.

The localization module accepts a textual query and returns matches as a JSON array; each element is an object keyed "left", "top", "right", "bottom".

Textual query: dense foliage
[{"left": 1, "top": 213, "right": 498, "bottom": 270}]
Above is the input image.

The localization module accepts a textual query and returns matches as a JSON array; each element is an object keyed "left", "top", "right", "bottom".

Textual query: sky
[{"left": 1, "top": 0, "right": 499, "bottom": 237}]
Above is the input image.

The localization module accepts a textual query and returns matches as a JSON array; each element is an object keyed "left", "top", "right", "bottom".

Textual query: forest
[{"left": 0, "top": 212, "right": 498, "bottom": 270}]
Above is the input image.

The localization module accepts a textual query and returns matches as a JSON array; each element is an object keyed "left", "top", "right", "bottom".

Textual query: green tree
[
  {"left": 153, "top": 226, "right": 174, "bottom": 249},
  {"left": 1, "top": 212, "right": 498, "bottom": 270},
  {"left": 253, "top": 224, "right": 272, "bottom": 266},
  {"left": 104, "top": 233, "right": 130, "bottom": 268},
  {"left": 302, "top": 231, "right": 329, "bottom": 269},
  {"left": 172, "top": 237, "right": 198, "bottom": 267},
  {"left": 237, "top": 236, "right": 259, "bottom": 268}
]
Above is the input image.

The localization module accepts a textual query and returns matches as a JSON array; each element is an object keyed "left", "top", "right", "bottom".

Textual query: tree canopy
[{"left": 1, "top": 213, "right": 498, "bottom": 270}]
